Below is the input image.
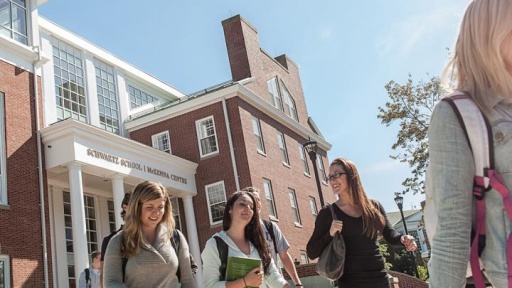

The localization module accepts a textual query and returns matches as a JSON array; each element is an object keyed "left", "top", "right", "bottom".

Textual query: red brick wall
[{"left": 0, "top": 60, "right": 53, "bottom": 287}]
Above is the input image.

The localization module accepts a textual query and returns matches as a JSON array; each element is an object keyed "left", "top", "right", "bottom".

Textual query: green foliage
[
  {"left": 378, "top": 241, "right": 393, "bottom": 270},
  {"left": 377, "top": 75, "right": 444, "bottom": 195},
  {"left": 380, "top": 238, "right": 429, "bottom": 281}
]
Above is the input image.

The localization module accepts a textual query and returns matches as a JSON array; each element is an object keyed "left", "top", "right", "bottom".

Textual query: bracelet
[{"left": 242, "top": 276, "right": 247, "bottom": 287}]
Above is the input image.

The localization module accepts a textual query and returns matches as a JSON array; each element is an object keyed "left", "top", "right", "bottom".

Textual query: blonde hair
[
  {"left": 442, "top": 0, "right": 512, "bottom": 111},
  {"left": 121, "top": 181, "right": 174, "bottom": 258}
]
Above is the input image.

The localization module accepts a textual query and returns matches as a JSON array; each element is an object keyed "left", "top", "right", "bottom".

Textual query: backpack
[
  {"left": 432, "top": 93, "right": 512, "bottom": 288},
  {"left": 213, "top": 236, "right": 229, "bottom": 281},
  {"left": 262, "top": 219, "right": 278, "bottom": 255},
  {"left": 84, "top": 268, "right": 91, "bottom": 288},
  {"left": 122, "top": 229, "right": 196, "bottom": 282}
]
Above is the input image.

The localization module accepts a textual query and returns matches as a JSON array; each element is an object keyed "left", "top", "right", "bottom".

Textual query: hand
[
  {"left": 401, "top": 235, "right": 418, "bottom": 251},
  {"left": 330, "top": 219, "right": 343, "bottom": 236},
  {"left": 244, "top": 266, "right": 263, "bottom": 287}
]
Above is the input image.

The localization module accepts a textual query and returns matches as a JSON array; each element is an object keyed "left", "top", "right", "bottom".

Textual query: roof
[{"left": 386, "top": 209, "right": 422, "bottom": 227}]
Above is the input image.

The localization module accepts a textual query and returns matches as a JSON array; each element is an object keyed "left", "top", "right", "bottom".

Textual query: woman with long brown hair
[
  {"left": 307, "top": 157, "right": 417, "bottom": 287},
  {"left": 103, "top": 180, "right": 196, "bottom": 287}
]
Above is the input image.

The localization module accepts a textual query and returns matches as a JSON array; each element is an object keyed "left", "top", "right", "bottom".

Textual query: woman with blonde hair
[
  {"left": 425, "top": 0, "right": 512, "bottom": 286},
  {"left": 307, "top": 157, "right": 416, "bottom": 287},
  {"left": 103, "top": 180, "right": 195, "bottom": 287}
]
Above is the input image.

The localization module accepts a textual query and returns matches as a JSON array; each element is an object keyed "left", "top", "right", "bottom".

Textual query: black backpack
[
  {"left": 262, "top": 219, "right": 278, "bottom": 255},
  {"left": 84, "top": 268, "right": 91, "bottom": 288}
]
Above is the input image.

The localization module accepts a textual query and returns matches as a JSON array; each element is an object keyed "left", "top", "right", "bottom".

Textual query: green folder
[{"left": 225, "top": 256, "right": 262, "bottom": 288}]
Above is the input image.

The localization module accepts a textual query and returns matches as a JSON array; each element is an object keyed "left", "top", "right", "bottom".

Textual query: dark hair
[
  {"left": 91, "top": 250, "right": 101, "bottom": 260},
  {"left": 120, "top": 192, "right": 131, "bottom": 219},
  {"left": 222, "top": 191, "right": 271, "bottom": 274},
  {"left": 330, "top": 157, "right": 384, "bottom": 238}
]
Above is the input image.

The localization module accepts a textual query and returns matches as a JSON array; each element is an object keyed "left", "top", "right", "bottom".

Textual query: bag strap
[
  {"left": 84, "top": 268, "right": 90, "bottom": 287},
  {"left": 262, "top": 219, "right": 278, "bottom": 255},
  {"left": 329, "top": 204, "right": 338, "bottom": 221},
  {"left": 214, "top": 235, "right": 229, "bottom": 281},
  {"left": 170, "top": 229, "right": 181, "bottom": 282}
]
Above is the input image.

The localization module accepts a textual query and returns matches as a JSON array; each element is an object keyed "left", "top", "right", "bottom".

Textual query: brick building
[{"left": 0, "top": 2, "right": 331, "bottom": 287}]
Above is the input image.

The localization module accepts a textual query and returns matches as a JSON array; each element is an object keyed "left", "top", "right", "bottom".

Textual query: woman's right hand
[
  {"left": 330, "top": 219, "right": 343, "bottom": 236},
  {"left": 244, "top": 266, "right": 263, "bottom": 287}
]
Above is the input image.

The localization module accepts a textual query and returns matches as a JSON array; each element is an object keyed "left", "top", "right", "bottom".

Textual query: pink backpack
[{"left": 444, "top": 93, "right": 512, "bottom": 288}]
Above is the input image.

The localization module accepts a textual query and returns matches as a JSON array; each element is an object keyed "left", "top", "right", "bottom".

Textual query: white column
[
  {"left": 111, "top": 174, "right": 125, "bottom": 228},
  {"left": 67, "top": 163, "right": 88, "bottom": 288},
  {"left": 182, "top": 195, "right": 202, "bottom": 286}
]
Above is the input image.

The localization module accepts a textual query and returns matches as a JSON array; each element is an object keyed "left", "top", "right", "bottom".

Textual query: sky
[{"left": 38, "top": 0, "right": 470, "bottom": 212}]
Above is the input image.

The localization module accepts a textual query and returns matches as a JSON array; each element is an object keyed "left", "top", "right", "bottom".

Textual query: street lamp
[
  {"left": 303, "top": 140, "right": 325, "bottom": 207},
  {"left": 394, "top": 193, "right": 420, "bottom": 279}
]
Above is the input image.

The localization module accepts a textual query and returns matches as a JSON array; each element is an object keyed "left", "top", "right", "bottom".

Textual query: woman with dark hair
[
  {"left": 307, "top": 157, "right": 417, "bottom": 287},
  {"left": 201, "top": 191, "right": 290, "bottom": 288},
  {"left": 103, "top": 180, "right": 196, "bottom": 288}
]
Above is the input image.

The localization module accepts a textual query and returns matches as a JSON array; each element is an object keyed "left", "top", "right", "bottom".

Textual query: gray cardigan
[{"left": 103, "top": 224, "right": 196, "bottom": 288}]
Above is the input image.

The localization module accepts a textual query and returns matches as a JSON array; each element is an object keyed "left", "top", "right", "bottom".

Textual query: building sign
[{"left": 86, "top": 148, "right": 187, "bottom": 184}]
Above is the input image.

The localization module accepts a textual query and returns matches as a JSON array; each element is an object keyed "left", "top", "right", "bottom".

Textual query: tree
[{"left": 377, "top": 75, "right": 444, "bottom": 195}]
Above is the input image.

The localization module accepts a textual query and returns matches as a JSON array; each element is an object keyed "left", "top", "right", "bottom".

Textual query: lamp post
[
  {"left": 394, "top": 193, "right": 420, "bottom": 279},
  {"left": 302, "top": 140, "right": 325, "bottom": 207}
]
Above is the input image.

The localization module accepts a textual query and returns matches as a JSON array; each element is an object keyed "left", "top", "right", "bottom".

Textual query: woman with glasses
[
  {"left": 307, "top": 157, "right": 417, "bottom": 287},
  {"left": 103, "top": 180, "right": 196, "bottom": 288}
]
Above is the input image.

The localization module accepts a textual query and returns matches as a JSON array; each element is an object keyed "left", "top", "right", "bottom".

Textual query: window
[
  {"left": 298, "top": 144, "right": 310, "bottom": 175},
  {"left": 128, "top": 85, "right": 159, "bottom": 109},
  {"left": 152, "top": 131, "right": 171, "bottom": 153},
  {"left": 300, "top": 251, "right": 309, "bottom": 264},
  {"left": 107, "top": 200, "right": 116, "bottom": 233},
  {"left": 317, "top": 155, "right": 328, "bottom": 183},
  {"left": 170, "top": 197, "right": 181, "bottom": 230},
  {"left": 267, "top": 77, "right": 283, "bottom": 111},
  {"left": 0, "top": 0, "right": 27, "bottom": 45},
  {"left": 309, "top": 196, "right": 318, "bottom": 218},
  {"left": 252, "top": 117, "right": 265, "bottom": 153},
  {"left": 62, "top": 192, "right": 74, "bottom": 283},
  {"left": 196, "top": 116, "right": 218, "bottom": 157},
  {"left": 0, "top": 254, "right": 10, "bottom": 288},
  {"left": 84, "top": 195, "right": 98, "bottom": 254},
  {"left": 289, "top": 189, "right": 301, "bottom": 225},
  {"left": 281, "top": 83, "right": 298, "bottom": 121},
  {"left": 95, "top": 59, "right": 120, "bottom": 134},
  {"left": 53, "top": 41, "right": 88, "bottom": 123},
  {"left": 206, "top": 181, "right": 226, "bottom": 224},
  {"left": 277, "top": 131, "right": 289, "bottom": 165},
  {"left": 263, "top": 179, "right": 277, "bottom": 218},
  {"left": 0, "top": 92, "right": 5, "bottom": 205}
]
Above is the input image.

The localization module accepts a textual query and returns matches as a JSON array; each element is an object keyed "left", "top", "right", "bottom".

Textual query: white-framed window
[
  {"left": 252, "top": 116, "right": 265, "bottom": 153},
  {"left": 152, "top": 131, "right": 171, "bottom": 153},
  {"left": 84, "top": 195, "right": 99, "bottom": 254},
  {"left": 62, "top": 191, "right": 74, "bottom": 283},
  {"left": 170, "top": 197, "right": 182, "bottom": 231},
  {"left": 0, "top": 254, "right": 10, "bottom": 288},
  {"left": 289, "top": 188, "right": 301, "bottom": 225},
  {"left": 52, "top": 41, "right": 88, "bottom": 123},
  {"left": 107, "top": 200, "right": 116, "bottom": 233},
  {"left": 263, "top": 179, "right": 277, "bottom": 218},
  {"left": 277, "top": 131, "right": 289, "bottom": 165},
  {"left": 300, "top": 251, "right": 309, "bottom": 264},
  {"left": 267, "top": 77, "right": 283, "bottom": 111},
  {"left": 317, "top": 155, "right": 328, "bottom": 183},
  {"left": 128, "top": 85, "right": 159, "bottom": 109},
  {"left": 309, "top": 196, "right": 318, "bottom": 218},
  {"left": 0, "top": 92, "right": 5, "bottom": 205},
  {"left": 196, "top": 116, "right": 218, "bottom": 157},
  {"left": 298, "top": 144, "right": 310, "bottom": 175},
  {"left": 205, "top": 181, "right": 226, "bottom": 225},
  {"left": 0, "top": 0, "right": 27, "bottom": 45},
  {"left": 95, "top": 59, "right": 120, "bottom": 134},
  {"left": 281, "top": 82, "right": 298, "bottom": 121}
]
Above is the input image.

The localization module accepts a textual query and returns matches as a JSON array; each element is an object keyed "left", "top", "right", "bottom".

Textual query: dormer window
[
  {"left": 0, "top": 0, "right": 28, "bottom": 45},
  {"left": 267, "top": 77, "right": 283, "bottom": 111},
  {"left": 281, "top": 82, "right": 298, "bottom": 121}
]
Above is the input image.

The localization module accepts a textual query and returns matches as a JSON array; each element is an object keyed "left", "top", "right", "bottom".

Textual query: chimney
[{"left": 222, "top": 15, "right": 260, "bottom": 81}]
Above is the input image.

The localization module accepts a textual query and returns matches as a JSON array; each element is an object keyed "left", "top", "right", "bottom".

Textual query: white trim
[
  {"left": 151, "top": 131, "right": 171, "bottom": 154},
  {"left": 288, "top": 188, "right": 301, "bottom": 225},
  {"left": 0, "top": 254, "right": 10, "bottom": 288},
  {"left": 277, "top": 131, "right": 289, "bottom": 165},
  {"left": 0, "top": 92, "right": 6, "bottom": 205},
  {"left": 252, "top": 116, "right": 265, "bottom": 153},
  {"left": 205, "top": 181, "right": 226, "bottom": 225},
  {"left": 262, "top": 178, "right": 277, "bottom": 218},
  {"left": 125, "top": 83, "right": 331, "bottom": 151},
  {"left": 195, "top": 116, "right": 219, "bottom": 158}
]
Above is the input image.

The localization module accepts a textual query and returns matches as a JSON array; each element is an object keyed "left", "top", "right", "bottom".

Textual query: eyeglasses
[{"left": 327, "top": 172, "right": 346, "bottom": 182}]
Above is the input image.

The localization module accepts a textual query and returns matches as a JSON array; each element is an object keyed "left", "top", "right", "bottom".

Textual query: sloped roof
[{"left": 387, "top": 209, "right": 422, "bottom": 227}]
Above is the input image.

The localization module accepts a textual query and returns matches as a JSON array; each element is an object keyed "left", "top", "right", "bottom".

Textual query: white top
[{"left": 201, "top": 231, "right": 288, "bottom": 288}]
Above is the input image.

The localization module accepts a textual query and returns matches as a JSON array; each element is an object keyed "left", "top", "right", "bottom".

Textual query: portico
[{"left": 41, "top": 118, "right": 200, "bottom": 287}]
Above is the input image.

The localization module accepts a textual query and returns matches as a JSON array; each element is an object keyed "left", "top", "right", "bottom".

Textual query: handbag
[{"left": 316, "top": 204, "right": 346, "bottom": 281}]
